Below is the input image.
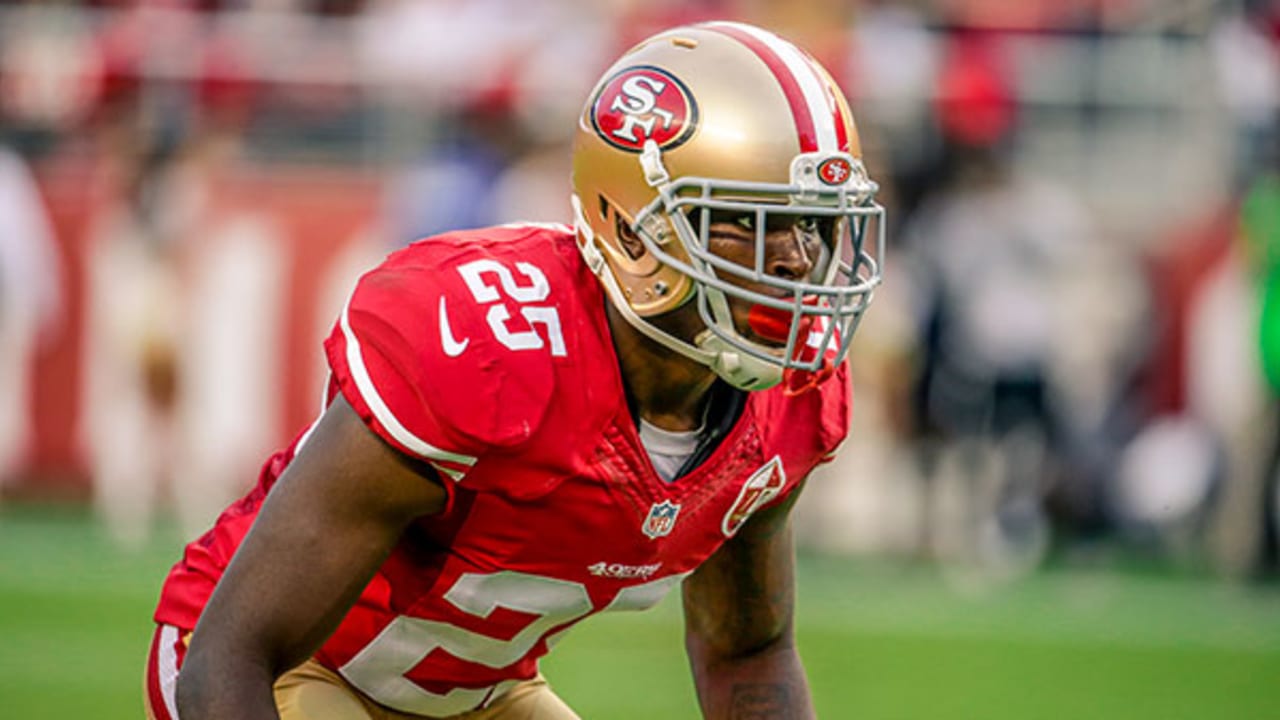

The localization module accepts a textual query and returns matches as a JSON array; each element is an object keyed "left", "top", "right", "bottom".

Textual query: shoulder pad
[{"left": 325, "top": 227, "right": 581, "bottom": 480}]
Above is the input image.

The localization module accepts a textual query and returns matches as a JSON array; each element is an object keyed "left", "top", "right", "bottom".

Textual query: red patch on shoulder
[{"left": 722, "top": 457, "right": 787, "bottom": 536}]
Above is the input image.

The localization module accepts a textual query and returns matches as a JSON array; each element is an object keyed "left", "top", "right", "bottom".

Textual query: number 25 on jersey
[{"left": 442, "top": 259, "right": 567, "bottom": 357}]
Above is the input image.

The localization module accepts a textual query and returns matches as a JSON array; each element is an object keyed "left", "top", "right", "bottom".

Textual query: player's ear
[{"left": 612, "top": 205, "right": 647, "bottom": 261}]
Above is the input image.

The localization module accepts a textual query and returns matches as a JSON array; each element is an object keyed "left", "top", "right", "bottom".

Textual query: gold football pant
[{"left": 145, "top": 625, "right": 582, "bottom": 720}]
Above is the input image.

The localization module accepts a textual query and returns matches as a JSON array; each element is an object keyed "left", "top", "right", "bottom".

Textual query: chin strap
[
  {"left": 571, "top": 194, "right": 782, "bottom": 391},
  {"left": 693, "top": 331, "right": 783, "bottom": 391}
]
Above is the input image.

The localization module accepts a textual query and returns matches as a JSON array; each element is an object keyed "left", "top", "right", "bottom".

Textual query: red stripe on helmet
[
  {"left": 804, "top": 54, "right": 852, "bottom": 152},
  {"left": 703, "top": 23, "right": 819, "bottom": 153}
]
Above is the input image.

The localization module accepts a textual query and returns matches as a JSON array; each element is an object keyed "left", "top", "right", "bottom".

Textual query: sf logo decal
[{"left": 591, "top": 66, "right": 698, "bottom": 153}]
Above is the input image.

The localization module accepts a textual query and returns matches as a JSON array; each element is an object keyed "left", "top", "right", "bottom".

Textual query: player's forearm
[
  {"left": 176, "top": 652, "right": 282, "bottom": 720},
  {"left": 688, "top": 632, "right": 817, "bottom": 720}
]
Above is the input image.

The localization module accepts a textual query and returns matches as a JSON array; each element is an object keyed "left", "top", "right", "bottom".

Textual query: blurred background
[{"left": 1, "top": 0, "right": 1278, "bottom": 718}]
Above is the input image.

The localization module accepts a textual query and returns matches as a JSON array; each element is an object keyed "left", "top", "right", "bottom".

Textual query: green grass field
[{"left": 2, "top": 502, "right": 1278, "bottom": 719}]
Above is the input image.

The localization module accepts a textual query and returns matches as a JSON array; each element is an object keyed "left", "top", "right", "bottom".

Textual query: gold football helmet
[{"left": 571, "top": 21, "right": 884, "bottom": 391}]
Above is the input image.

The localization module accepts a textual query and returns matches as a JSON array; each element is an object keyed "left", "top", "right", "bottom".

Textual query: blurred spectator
[
  {"left": 387, "top": 101, "right": 523, "bottom": 243},
  {"left": 900, "top": 32, "right": 1113, "bottom": 577},
  {"left": 81, "top": 79, "right": 283, "bottom": 547},
  {"left": 932, "top": 33, "right": 1016, "bottom": 149},
  {"left": 1237, "top": 161, "right": 1280, "bottom": 577},
  {"left": 361, "top": 0, "right": 559, "bottom": 241},
  {"left": 363, "top": 0, "right": 617, "bottom": 242},
  {"left": 80, "top": 131, "right": 187, "bottom": 548},
  {"left": 0, "top": 140, "right": 63, "bottom": 490},
  {"left": 1209, "top": 2, "right": 1280, "bottom": 186},
  {"left": 1134, "top": 206, "right": 1241, "bottom": 570},
  {"left": 0, "top": 1, "right": 102, "bottom": 153},
  {"left": 489, "top": 136, "right": 573, "bottom": 227}
]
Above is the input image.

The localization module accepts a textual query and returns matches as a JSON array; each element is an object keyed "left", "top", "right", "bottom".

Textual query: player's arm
[
  {"left": 683, "top": 486, "right": 816, "bottom": 720},
  {"left": 175, "top": 395, "right": 447, "bottom": 720}
]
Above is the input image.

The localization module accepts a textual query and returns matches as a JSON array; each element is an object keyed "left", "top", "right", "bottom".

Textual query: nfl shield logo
[{"left": 642, "top": 500, "right": 681, "bottom": 540}]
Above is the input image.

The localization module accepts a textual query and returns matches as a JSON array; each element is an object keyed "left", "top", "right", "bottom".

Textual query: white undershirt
[{"left": 638, "top": 418, "right": 704, "bottom": 482}]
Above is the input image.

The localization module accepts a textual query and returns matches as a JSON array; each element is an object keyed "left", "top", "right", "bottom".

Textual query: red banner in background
[{"left": 21, "top": 160, "right": 384, "bottom": 500}]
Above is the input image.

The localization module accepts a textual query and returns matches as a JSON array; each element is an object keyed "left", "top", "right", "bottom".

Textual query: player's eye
[
  {"left": 795, "top": 216, "right": 820, "bottom": 234},
  {"left": 734, "top": 214, "right": 754, "bottom": 232}
]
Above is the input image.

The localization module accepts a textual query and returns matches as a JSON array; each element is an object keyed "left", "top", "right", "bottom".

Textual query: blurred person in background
[
  {"left": 0, "top": 0, "right": 86, "bottom": 496},
  {"left": 388, "top": 97, "right": 527, "bottom": 241},
  {"left": 1226, "top": 0, "right": 1280, "bottom": 580},
  {"left": 1124, "top": 1, "right": 1280, "bottom": 578},
  {"left": 82, "top": 2, "right": 284, "bottom": 547},
  {"left": 1237, "top": 138, "right": 1280, "bottom": 579},
  {"left": 1130, "top": 199, "right": 1247, "bottom": 571},
  {"left": 0, "top": 137, "right": 63, "bottom": 492},
  {"left": 145, "top": 21, "right": 884, "bottom": 720},
  {"left": 78, "top": 0, "right": 203, "bottom": 550},
  {"left": 79, "top": 133, "right": 185, "bottom": 550},
  {"left": 363, "top": 0, "right": 606, "bottom": 239},
  {"left": 900, "top": 32, "right": 1112, "bottom": 577}
]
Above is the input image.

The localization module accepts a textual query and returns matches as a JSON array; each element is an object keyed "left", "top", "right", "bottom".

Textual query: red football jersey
[{"left": 153, "top": 223, "right": 850, "bottom": 716}]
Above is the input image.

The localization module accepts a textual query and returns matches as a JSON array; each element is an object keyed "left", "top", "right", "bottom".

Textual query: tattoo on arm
[{"left": 730, "top": 683, "right": 795, "bottom": 719}]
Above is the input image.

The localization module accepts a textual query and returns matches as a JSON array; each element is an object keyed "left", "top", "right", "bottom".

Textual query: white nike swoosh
[{"left": 438, "top": 296, "right": 469, "bottom": 357}]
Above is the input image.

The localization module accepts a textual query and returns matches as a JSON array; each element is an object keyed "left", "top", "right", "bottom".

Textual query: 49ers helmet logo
[
  {"left": 591, "top": 66, "right": 698, "bottom": 153},
  {"left": 817, "top": 157, "right": 854, "bottom": 186}
]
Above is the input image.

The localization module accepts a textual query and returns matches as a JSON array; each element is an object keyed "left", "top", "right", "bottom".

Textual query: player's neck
[{"left": 605, "top": 302, "right": 717, "bottom": 432}]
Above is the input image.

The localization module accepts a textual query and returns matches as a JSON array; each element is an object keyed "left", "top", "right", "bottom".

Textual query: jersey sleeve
[
  {"left": 755, "top": 359, "right": 852, "bottom": 512},
  {"left": 323, "top": 240, "right": 557, "bottom": 485},
  {"left": 814, "top": 360, "right": 853, "bottom": 465}
]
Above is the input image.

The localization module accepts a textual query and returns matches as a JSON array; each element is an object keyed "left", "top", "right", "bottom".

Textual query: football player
[{"left": 146, "top": 20, "right": 884, "bottom": 720}]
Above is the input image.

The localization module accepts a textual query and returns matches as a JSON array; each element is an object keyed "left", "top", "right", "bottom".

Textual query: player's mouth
[{"left": 746, "top": 303, "right": 815, "bottom": 353}]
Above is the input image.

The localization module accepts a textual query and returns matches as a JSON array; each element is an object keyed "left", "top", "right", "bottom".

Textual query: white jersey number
[
  {"left": 335, "top": 568, "right": 686, "bottom": 712},
  {"left": 457, "top": 259, "right": 567, "bottom": 356},
  {"left": 339, "top": 570, "right": 684, "bottom": 716}
]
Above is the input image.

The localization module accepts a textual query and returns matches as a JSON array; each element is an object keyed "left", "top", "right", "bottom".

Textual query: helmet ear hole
[
  {"left": 601, "top": 196, "right": 646, "bottom": 261},
  {"left": 615, "top": 213, "right": 646, "bottom": 261}
]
